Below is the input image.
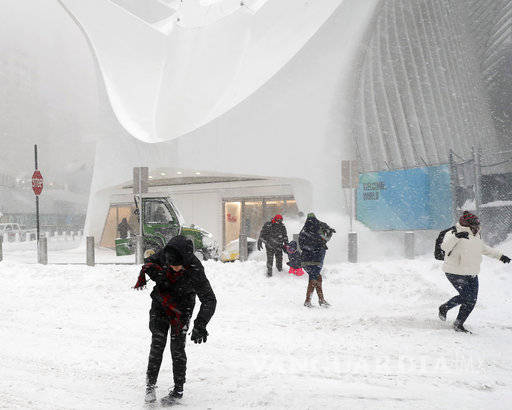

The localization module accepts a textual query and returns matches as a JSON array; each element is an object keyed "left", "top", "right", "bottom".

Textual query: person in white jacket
[{"left": 439, "top": 211, "right": 510, "bottom": 333}]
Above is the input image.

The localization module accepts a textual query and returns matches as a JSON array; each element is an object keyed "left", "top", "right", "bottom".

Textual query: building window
[{"left": 222, "top": 197, "right": 299, "bottom": 247}]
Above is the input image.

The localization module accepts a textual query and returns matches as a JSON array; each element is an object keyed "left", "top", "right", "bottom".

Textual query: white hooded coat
[{"left": 441, "top": 223, "right": 502, "bottom": 275}]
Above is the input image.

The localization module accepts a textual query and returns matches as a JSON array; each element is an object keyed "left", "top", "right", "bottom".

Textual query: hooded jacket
[
  {"left": 145, "top": 235, "right": 217, "bottom": 328},
  {"left": 258, "top": 220, "right": 288, "bottom": 250},
  {"left": 441, "top": 222, "right": 502, "bottom": 275},
  {"left": 299, "top": 215, "right": 330, "bottom": 265}
]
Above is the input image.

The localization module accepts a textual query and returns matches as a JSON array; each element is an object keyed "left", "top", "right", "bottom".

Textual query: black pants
[
  {"left": 442, "top": 273, "right": 479, "bottom": 325},
  {"left": 146, "top": 300, "right": 193, "bottom": 388},
  {"left": 266, "top": 247, "right": 282, "bottom": 274}
]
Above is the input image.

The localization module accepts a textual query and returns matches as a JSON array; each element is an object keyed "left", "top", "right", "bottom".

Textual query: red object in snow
[
  {"left": 32, "top": 170, "right": 44, "bottom": 196},
  {"left": 289, "top": 268, "right": 305, "bottom": 276}
]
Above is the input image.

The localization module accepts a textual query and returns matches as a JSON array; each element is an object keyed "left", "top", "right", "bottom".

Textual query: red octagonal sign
[{"left": 32, "top": 170, "right": 43, "bottom": 196}]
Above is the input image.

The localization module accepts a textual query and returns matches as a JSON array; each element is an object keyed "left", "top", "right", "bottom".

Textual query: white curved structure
[{"left": 58, "top": 0, "right": 508, "bottom": 244}]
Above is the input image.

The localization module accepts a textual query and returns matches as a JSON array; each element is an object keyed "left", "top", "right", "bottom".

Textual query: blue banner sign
[{"left": 356, "top": 165, "right": 453, "bottom": 230}]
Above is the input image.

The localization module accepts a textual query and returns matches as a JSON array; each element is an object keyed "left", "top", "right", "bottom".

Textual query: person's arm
[
  {"left": 190, "top": 264, "right": 217, "bottom": 343},
  {"left": 281, "top": 224, "right": 288, "bottom": 246},
  {"left": 481, "top": 242, "right": 502, "bottom": 260},
  {"left": 441, "top": 230, "right": 459, "bottom": 254},
  {"left": 258, "top": 223, "right": 268, "bottom": 250},
  {"left": 192, "top": 266, "right": 217, "bottom": 328}
]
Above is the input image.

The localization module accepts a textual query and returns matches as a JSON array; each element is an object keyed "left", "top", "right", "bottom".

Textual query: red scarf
[{"left": 134, "top": 263, "right": 186, "bottom": 333}]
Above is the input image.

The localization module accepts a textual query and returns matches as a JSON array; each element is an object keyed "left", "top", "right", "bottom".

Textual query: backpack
[
  {"left": 318, "top": 221, "right": 335, "bottom": 242},
  {"left": 434, "top": 226, "right": 455, "bottom": 260}
]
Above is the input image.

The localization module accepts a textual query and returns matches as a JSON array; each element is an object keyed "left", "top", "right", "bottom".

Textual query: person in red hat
[
  {"left": 439, "top": 211, "right": 510, "bottom": 333},
  {"left": 257, "top": 214, "right": 288, "bottom": 276}
]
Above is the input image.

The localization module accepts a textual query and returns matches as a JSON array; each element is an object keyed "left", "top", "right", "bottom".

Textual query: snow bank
[{"left": 2, "top": 241, "right": 512, "bottom": 408}]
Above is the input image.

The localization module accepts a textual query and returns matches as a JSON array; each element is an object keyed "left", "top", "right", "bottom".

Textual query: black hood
[
  {"left": 163, "top": 235, "right": 195, "bottom": 265},
  {"left": 147, "top": 235, "right": 195, "bottom": 266},
  {"left": 303, "top": 215, "right": 319, "bottom": 233}
]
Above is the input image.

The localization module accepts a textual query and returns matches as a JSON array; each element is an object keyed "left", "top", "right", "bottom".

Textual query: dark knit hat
[
  {"left": 459, "top": 211, "right": 479, "bottom": 227},
  {"left": 163, "top": 246, "right": 184, "bottom": 266}
]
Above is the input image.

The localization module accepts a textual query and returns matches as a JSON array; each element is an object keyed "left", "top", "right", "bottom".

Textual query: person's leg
[
  {"left": 439, "top": 273, "right": 465, "bottom": 320},
  {"left": 170, "top": 328, "right": 188, "bottom": 391},
  {"left": 304, "top": 266, "right": 317, "bottom": 307},
  {"left": 315, "top": 274, "right": 329, "bottom": 305},
  {"left": 275, "top": 249, "right": 283, "bottom": 272},
  {"left": 146, "top": 303, "right": 170, "bottom": 394},
  {"left": 266, "top": 247, "right": 274, "bottom": 276},
  {"left": 169, "top": 305, "right": 194, "bottom": 395},
  {"left": 455, "top": 275, "right": 479, "bottom": 326},
  {"left": 305, "top": 279, "right": 315, "bottom": 306}
]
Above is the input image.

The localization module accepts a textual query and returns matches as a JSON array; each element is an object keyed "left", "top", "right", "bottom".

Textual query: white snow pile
[{"left": 2, "top": 242, "right": 512, "bottom": 409}]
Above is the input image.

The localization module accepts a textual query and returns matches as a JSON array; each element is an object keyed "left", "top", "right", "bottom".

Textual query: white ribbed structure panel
[
  {"left": 353, "top": 0, "right": 500, "bottom": 173},
  {"left": 468, "top": 0, "right": 512, "bottom": 147}
]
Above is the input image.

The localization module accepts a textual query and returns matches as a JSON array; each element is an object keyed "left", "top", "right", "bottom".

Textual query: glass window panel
[{"left": 224, "top": 202, "right": 241, "bottom": 245}]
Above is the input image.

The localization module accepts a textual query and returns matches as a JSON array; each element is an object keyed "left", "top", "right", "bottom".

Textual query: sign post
[
  {"left": 342, "top": 160, "right": 358, "bottom": 263},
  {"left": 133, "top": 167, "right": 149, "bottom": 264},
  {"left": 32, "top": 145, "right": 44, "bottom": 263}
]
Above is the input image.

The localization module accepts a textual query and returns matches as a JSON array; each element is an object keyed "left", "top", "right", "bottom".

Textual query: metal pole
[
  {"left": 349, "top": 163, "right": 353, "bottom": 232},
  {"left": 293, "top": 233, "right": 299, "bottom": 251},
  {"left": 38, "top": 236, "right": 48, "bottom": 265},
  {"left": 135, "top": 235, "right": 144, "bottom": 264},
  {"left": 473, "top": 146, "right": 482, "bottom": 215},
  {"left": 138, "top": 168, "right": 144, "bottom": 264},
  {"left": 404, "top": 231, "right": 415, "bottom": 259},
  {"left": 348, "top": 232, "right": 358, "bottom": 263},
  {"left": 34, "top": 144, "right": 40, "bottom": 246},
  {"left": 86, "top": 236, "right": 95, "bottom": 266},
  {"left": 449, "top": 150, "right": 457, "bottom": 223},
  {"left": 239, "top": 234, "right": 248, "bottom": 262}
]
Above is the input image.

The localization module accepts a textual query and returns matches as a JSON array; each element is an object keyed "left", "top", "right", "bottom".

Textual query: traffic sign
[{"left": 32, "top": 170, "right": 43, "bottom": 196}]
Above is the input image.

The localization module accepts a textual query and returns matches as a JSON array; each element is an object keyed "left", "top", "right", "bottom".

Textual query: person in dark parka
[
  {"left": 258, "top": 214, "right": 288, "bottom": 276},
  {"left": 117, "top": 217, "right": 132, "bottom": 239},
  {"left": 133, "top": 235, "right": 217, "bottom": 406},
  {"left": 299, "top": 213, "right": 335, "bottom": 307}
]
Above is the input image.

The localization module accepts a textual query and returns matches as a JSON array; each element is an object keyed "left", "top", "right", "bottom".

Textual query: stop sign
[{"left": 32, "top": 170, "right": 44, "bottom": 196}]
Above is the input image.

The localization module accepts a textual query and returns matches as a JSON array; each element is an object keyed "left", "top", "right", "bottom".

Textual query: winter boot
[
  {"left": 267, "top": 268, "right": 273, "bottom": 277},
  {"left": 453, "top": 320, "right": 471, "bottom": 334},
  {"left": 161, "top": 385, "right": 183, "bottom": 406},
  {"left": 304, "top": 280, "right": 315, "bottom": 307},
  {"left": 438, "top": 305, "right": 448, "bottom": 321},
  {"left": 144, "top": 385, "right": 156, "bottom": 403},
  {"left": 315, "top": 276, "right": 330, "bottom": 307}
]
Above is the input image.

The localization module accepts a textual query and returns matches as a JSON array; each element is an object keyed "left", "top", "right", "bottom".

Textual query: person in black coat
[
  {"left": 257, "top": 214, "right": 288, "bottom": 276},
  {"left": 133, "top": 235, "right": 217, "bottom": 406},
  {"left": 117, "top": 217, "right": 132, "bottom": 239},
  {"left": 299, "top": 213, "right": 335, "bottom": 307}
]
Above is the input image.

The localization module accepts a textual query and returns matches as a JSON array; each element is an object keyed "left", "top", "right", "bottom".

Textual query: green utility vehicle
[{"left": 114, "top": 193, "right": 219, "bottom": 260}]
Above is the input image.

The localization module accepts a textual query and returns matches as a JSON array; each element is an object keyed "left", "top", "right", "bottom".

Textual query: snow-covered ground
[{"left": 2, "top": 240, "right": 512, "bottom": 409}]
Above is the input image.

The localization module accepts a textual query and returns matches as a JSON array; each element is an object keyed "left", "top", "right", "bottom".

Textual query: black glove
[
  {"left": 500, "top": 255, "right": 511, "bottom": 264},
  {"left": 191, "top": 326, "right": 208, "bottom": 344},
  {"left": 455, "top": 232, "right": 469, "bottom": 239},
  {"left": 257, "top": 240, "right": 263, "bottom": 251}
]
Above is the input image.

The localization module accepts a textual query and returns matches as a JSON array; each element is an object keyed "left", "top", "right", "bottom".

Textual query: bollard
[
  {"left": 86, "top": 236, "right": 95, "bottom": 266},
  {"left": 348, "top": 232, "right": 358, "bottom": 263},
  {"left": 0, "top": 236, "right": 3, "bottom": 261},
  {"left": 404, "top": 231, "right": 415, "bottom": 260},
  {"left": 293, "top": 234, "right": 299, "bottom": 251},
  {"left": 38, "top": 236, "right": 48, "bottom": 265},
  {"left": 239, "top": 234, "right": 248, "bottom": 262},
  {"left": 135, "top": 235, "right": 144, "bottom": 264}
]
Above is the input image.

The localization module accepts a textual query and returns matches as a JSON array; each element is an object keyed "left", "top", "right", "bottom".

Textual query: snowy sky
[{"left": 0, "top": 0, "right": 107, "bottom": 193}]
